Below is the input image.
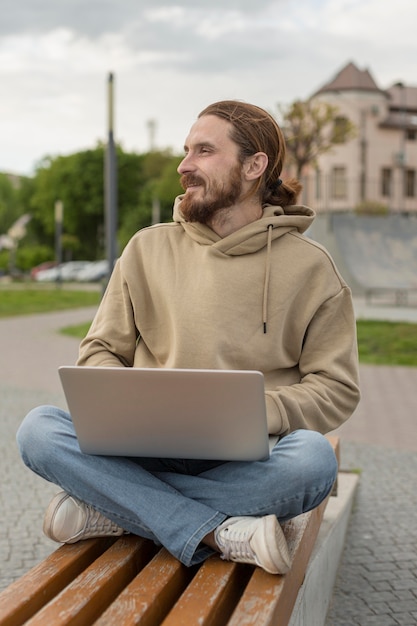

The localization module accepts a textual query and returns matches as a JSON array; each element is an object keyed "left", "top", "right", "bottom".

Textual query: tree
[
  {"left": 0, "top": 174, "right": 25, "bottom": 235},
  {"left": 28, "top": 145, "right": 146, "bottom": 260},
  {"left": 118, "top": 152, "right": 183, "bottom": 249},
  {"left": 279, "top": 100, "right": 356, "bottom": 178}
]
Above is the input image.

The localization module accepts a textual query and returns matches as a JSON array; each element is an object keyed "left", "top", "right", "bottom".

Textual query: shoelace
[
  {"left": 220, "top": 526, "right": 254, "bottom": 561},
  {"left": 84, "top": 505, "right": 122, "bottom": 536}
]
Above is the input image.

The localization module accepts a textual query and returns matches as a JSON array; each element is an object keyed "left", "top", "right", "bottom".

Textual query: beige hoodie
[{"left": 78, "top": 199, "right": 360, "bottom": 436}]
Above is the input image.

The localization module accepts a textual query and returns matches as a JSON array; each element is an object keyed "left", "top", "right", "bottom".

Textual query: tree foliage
[
  {"left": 0, "top": 174, "right": 27, "bottom": 235},
  {"left": 30, "top": 145, "right": 121, "bottom": 259},
  {"left": 0, "top": 142, "right": 186, "bottom": 272},
  {"left": 118, "top": 152, "right": 183, "bottom": 249},
  {"left": 279, "top": 100, "right": 356, "bottom": 178},
  {"left": 25, "top": 145, "right": 182, "bottom": 262}
]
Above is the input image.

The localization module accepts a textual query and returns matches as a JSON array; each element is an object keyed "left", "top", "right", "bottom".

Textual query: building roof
[
  {"left": 313, "top": 61, "right": 383, "bottom": 95},
  {"left": 386, "top": 83, "right": 417, "bottom": 113}
]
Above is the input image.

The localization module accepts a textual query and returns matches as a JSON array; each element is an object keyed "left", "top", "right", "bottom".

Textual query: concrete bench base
[{"left": 289, "top": 471, "right": 359, "bottom": 626}]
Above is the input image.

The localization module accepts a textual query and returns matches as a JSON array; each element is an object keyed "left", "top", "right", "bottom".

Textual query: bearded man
[{"left": 17, "top": 100, "right": 360, "bottom": 575}]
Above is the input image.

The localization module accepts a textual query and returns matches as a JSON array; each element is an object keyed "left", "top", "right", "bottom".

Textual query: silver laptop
[{"left": 58, "top": 366, "right": 273, "bottom": 461}]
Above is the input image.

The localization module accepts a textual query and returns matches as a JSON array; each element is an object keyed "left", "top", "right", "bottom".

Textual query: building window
[
  {"left": 406, "top": 129, "right": 416, "bottom": 141},
  {"left": 333, "top": 116, "right": 350, "bottom": 142},
  {"left": 381, "top": 168, "right": 392, "bottom": 197},
  {"left": 330, "top": 167, "right": 347, "bottom": 199},
  {"left": 405, "top": 169, "right": 416, "bottom": 197}
]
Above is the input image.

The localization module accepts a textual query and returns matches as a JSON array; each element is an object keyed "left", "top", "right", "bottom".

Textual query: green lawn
[
  {"left": 1, "top": 288, "right": 416, "bottom": 366},
  {"left": 0, "top": 285, "right": 101, "bottom": 317},
  {"left": 356, "top": 319, "right": 416, "bottom": 366}
]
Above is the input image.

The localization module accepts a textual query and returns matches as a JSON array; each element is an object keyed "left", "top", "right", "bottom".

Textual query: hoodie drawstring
[{"left": 263, "top": 224, "right": 273, "bottom": 334}]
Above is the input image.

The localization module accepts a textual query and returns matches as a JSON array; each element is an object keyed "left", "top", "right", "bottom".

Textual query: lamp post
[
  {"left": 105, "top": 72, "right": 118, "bottom": 286},
  {"left": 54, "top": 200, "right": 64, "bottom": 287}
]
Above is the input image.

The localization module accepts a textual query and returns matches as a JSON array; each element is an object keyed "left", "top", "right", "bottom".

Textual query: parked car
[
  {"left": 76, "top": 260, "right": 109, "bottom": 282},
  {"left": 35, "top": 261, "right": 90, "bottom": 282},
  {"left": 30, "top": 261, "right": 57, "bottom": 280}
]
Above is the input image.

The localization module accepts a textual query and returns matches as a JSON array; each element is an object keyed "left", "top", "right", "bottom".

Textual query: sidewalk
[
  {"left": 0, "top": 303, "right": 416, "bottom": 624},
  {"left": 325, "top": 300, "right": 417, "bottom": 625}
]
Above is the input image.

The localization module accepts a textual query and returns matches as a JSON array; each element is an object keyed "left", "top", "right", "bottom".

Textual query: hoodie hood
[
  {"left": 173, "top": 195, "right": 316, "bottom": 333},
  {"left": 172, "top": 195, "right": 315, "bottom": 256}
]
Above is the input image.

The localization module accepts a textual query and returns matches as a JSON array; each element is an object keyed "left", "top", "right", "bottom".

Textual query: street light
[
  {"left": 54, "top": 200, "right": 64, "bottom": 286},
  {"left": 105, "top": 72, "right": 118, "bottom": 286}
]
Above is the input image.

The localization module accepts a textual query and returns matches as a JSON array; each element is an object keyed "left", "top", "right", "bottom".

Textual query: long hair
[{"left": 198, "top": 100, "right": 302, "bottom": 207}]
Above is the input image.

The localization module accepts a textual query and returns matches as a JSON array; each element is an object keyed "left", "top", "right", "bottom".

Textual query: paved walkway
[{"left": 0, "top": 303, "right": 416, "bottom": 624}]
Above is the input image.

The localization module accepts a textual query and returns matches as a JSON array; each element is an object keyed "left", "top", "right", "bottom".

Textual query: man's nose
[{"left": 177, "top": 153, "right": 194, "bottom": 175}]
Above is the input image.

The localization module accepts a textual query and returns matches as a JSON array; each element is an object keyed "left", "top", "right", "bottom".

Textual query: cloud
[
  {"left": 0, "top": 0, "right": 416, "bottom": 174},
  {"left": 0, "top": 0, "right": 280, "bottom": 37}
]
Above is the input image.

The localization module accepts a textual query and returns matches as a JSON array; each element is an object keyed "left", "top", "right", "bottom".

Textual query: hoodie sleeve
[
  {"left": 265, "top": 286, "right": 360, "bottom": 435},
  {"left": 77, "top": 259, "right": 138, "bottom": 368}
]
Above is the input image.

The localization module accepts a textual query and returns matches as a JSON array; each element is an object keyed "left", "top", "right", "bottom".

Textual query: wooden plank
[
  {"left": 161, "top": 556, "right": 252, "bottom": 626},
  {"left": 24, "top": 536, "right": 154, "bottom": 626},
  {"left": 93, "top": 548, "right": 194, "bottom": 626},
  {"left": 0, "top": 538, "right": 115, "bottom": 626}
]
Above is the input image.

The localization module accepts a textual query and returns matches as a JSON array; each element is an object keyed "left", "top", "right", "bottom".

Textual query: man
[{"left": 17, "top": 100, "right": 360, "bottom": 575}]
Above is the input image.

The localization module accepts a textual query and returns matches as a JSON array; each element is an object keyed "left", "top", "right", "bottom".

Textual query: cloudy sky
[{"left": 1, "top": 0, "right": 416, "bottom": 175}]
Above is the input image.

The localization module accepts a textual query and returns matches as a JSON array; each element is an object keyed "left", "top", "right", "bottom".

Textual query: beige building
[{"left": 296, "top": 62, "right": 417, "bottom": 214}]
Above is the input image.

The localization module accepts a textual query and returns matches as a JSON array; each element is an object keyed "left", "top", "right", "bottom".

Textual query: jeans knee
[
  {"left": 16, "top": 405, "right": 61, "bottom": 468},
  {"left": 288, "top": 429, "right": 338, "bottom": 487}
]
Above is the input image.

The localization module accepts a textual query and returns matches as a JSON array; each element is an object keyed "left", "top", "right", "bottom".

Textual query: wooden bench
[{"left": 0, "top": 437, "right": 339, "bottom": 626}]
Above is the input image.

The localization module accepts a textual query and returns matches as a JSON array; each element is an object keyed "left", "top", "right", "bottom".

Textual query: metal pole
[
  {"left": 105, "top": 72, "right": 118, "bottom": 286},
  {"left": 152, "top": 197, "right": 161, "bottom": 225},
  {"left": 54, "top": 200, "right": 64, "bottom": 287}
]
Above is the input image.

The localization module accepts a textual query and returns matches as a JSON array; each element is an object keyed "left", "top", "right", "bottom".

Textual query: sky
[{"left": 1, "top": 0, "right": 416, "bottom": 176}]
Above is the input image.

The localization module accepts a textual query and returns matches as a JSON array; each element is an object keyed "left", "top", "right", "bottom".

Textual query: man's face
[{"left": 177, "top": 115, "right": 244, "bottom": 224}]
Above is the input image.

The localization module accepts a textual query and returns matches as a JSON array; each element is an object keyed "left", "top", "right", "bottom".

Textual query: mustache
[{"left": 180, "top": 174, "right": 205, "bottom": 191}]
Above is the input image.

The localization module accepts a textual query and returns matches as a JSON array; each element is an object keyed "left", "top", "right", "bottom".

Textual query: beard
[{"left": 179, "top": 163, "right": 243, "bottom": 224}]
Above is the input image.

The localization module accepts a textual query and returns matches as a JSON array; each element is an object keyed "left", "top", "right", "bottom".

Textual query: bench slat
[
  {"left": 161, "top": 556, "right": 252, "bottom": 626},
  {"left": 24, "top": 536, "right": 153, "bottom": 626},
  {"left": 93, "top": 548, "right": 194, "bottom": 626},
  {"left": 0, "top": 538, "right": 115, "bottom": 626}
]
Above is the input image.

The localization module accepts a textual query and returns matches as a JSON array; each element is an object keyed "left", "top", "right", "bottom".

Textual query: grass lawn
[
  {"left": 1, "top": 287, "right": 416, "bottom": 366},
  {"left": 0, "top": 285, "right": 101, "bottom": 317},
  {"left": 356, "top": 319, "right": 416, "bottom": 366}
]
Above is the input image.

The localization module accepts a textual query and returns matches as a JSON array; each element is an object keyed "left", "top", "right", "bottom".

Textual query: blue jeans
[{"left": 16, "top": 405, "right": 338, "bottom": 566}]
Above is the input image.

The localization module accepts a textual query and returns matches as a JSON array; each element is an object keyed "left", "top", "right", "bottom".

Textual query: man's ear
[{"left": 243, "top": 152, "right": 268, "bottom": 181}]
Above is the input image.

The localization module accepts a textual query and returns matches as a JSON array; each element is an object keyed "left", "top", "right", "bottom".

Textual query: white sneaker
[
  {"left": 43, "top": 491, "right": 127, "bottom": 544},
  {"left": 214, "top": 514, "right": 291, "bottom": 575}
]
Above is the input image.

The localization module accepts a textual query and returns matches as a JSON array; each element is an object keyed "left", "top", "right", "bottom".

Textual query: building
[{"left": 297, "top": 61, "right": 417, "bottom": 213}]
